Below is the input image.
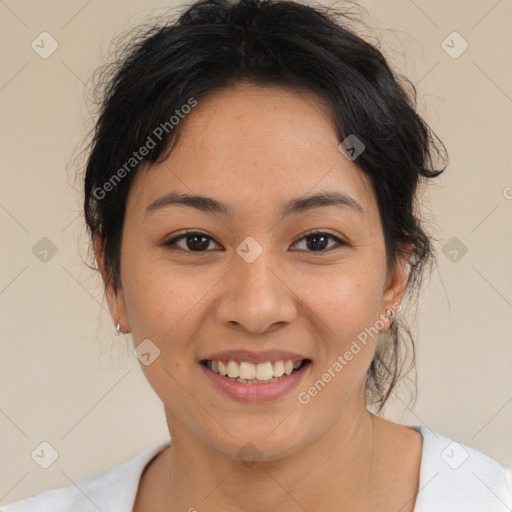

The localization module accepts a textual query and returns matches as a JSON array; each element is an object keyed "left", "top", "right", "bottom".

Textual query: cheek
[
  {"left": 120, "top": 255, "right": 212, "bottom": 409},
  {"left": 296, "top": 274, "right": 383, "bottom": 406},
  {"left": 297, "top": 265, "right": 384, "bottom": 335},
  {"left": 294, "top": 266, "right": 385, "bottom": 396},
  {"left": 120, "top": 242, "right": 229, "bottom": 362}
]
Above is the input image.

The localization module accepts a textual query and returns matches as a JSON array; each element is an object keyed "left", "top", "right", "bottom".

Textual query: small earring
[
  {"left": 116, "top": 321, "right": 129, "bottom": 335},
  {"left": 385, "top": 308, "right": 397, "bottom": 329}
]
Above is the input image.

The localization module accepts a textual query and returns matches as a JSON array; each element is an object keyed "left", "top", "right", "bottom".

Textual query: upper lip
[{"left": 200, "top": 349, "right": 310, "bottom": 365}]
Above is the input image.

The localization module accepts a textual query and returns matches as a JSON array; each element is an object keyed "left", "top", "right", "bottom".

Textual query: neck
[{"left": 160, "top": 405, "right": 379, "bottom": 511}]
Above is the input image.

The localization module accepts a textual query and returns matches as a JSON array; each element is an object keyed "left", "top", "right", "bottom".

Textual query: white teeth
[
  {"left": 256, "top": 362, "right": 274, "bottom": 380},
  {"left": 206, "top": 359, "right": 305, "bottom": 380},
  {"left": 218, "top": 361, "right": 228, "bottom": 376},
  {"left": 273, "top": 360, "right": 284, "bottom": 377},
  {"left": 239, "top": 361, "right": 255, "bottom": 380},
  {"left": 227, "top": 360, "right": 239, "bottom": 378}
]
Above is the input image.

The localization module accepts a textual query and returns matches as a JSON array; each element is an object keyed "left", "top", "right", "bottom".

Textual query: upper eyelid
[{"left": 163, "top": 230, "right": 347, "bottom": 249}]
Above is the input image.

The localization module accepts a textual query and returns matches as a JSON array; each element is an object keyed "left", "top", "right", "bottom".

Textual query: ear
[
  {"left": 93, "top": 235, "right": 131, "bottom": 333},
  {"left": 381, "top": 243, "right": 413, "bottom": 318}
]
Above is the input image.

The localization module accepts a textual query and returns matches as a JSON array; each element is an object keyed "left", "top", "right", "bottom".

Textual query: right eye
[{"left": 162, "top": 231, "right": 222, "bottom": 253}]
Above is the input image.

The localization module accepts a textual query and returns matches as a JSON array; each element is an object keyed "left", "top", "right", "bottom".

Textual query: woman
[{"left": 3, "top": 0, "right": 511, "bottom": 510}]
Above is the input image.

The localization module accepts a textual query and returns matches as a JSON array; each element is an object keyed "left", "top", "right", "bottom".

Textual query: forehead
[
  {"left": 127, "top": 82, "right": 376, "bottom": 219},
  {"left": 174, "top": 81, "right": 341, "bottom": 159}
]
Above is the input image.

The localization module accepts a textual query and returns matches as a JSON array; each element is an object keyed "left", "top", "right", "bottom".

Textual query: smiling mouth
[{"left": 200, "top": 359, "right": 311, "bottom": 384}]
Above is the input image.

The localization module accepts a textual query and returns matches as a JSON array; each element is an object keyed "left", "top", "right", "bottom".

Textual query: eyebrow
[{"left": 145, "top": 190, "right": 364, "bottom": 217}]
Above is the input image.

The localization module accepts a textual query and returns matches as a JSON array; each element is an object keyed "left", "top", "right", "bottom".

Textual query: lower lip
[{"left": 199, "top": 362, "right": 311, "bottom": 403}]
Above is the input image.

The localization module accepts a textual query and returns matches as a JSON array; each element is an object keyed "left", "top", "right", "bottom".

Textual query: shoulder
[
  {"left": 413, "top": 425, "right": 512, "bottom": 512},
  {"left": 1, "top": 441, "right": 171, "bottom": 512}
]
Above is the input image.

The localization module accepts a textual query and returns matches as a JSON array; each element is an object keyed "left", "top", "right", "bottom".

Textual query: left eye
[
  {"left": 162, "top": 230, "right": 346, "bottom": 253},
  {"left": 292, "top": 231, "right": 347, "bottom": 252}
]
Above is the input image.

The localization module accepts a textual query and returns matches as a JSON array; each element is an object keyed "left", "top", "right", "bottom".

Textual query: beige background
[{"left": 1, "top": 0, "right": 511, "bottom": 506}]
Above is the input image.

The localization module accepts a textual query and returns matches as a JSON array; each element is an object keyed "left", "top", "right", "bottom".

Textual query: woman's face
[{"left": 101, "top": 82, "right": 407, "bottom": 461}]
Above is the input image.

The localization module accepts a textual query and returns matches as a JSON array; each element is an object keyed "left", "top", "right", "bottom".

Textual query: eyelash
[{"left": 162, "top": 230, "right": 348, "bottom": 254}]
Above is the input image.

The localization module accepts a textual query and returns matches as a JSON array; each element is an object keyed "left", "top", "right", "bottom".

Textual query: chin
[{"left": 204, "top": 416, "right": 315, "bottom": 464}]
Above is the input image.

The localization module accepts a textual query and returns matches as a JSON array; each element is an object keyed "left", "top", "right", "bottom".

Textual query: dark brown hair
[{"left": 83, "top": 0, "right": 448, "bottom": 412}]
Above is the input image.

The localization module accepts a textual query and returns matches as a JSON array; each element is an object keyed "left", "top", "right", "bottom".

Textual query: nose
[{"left": 214, "top": 249, "right": 298, "bottom": 335}]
